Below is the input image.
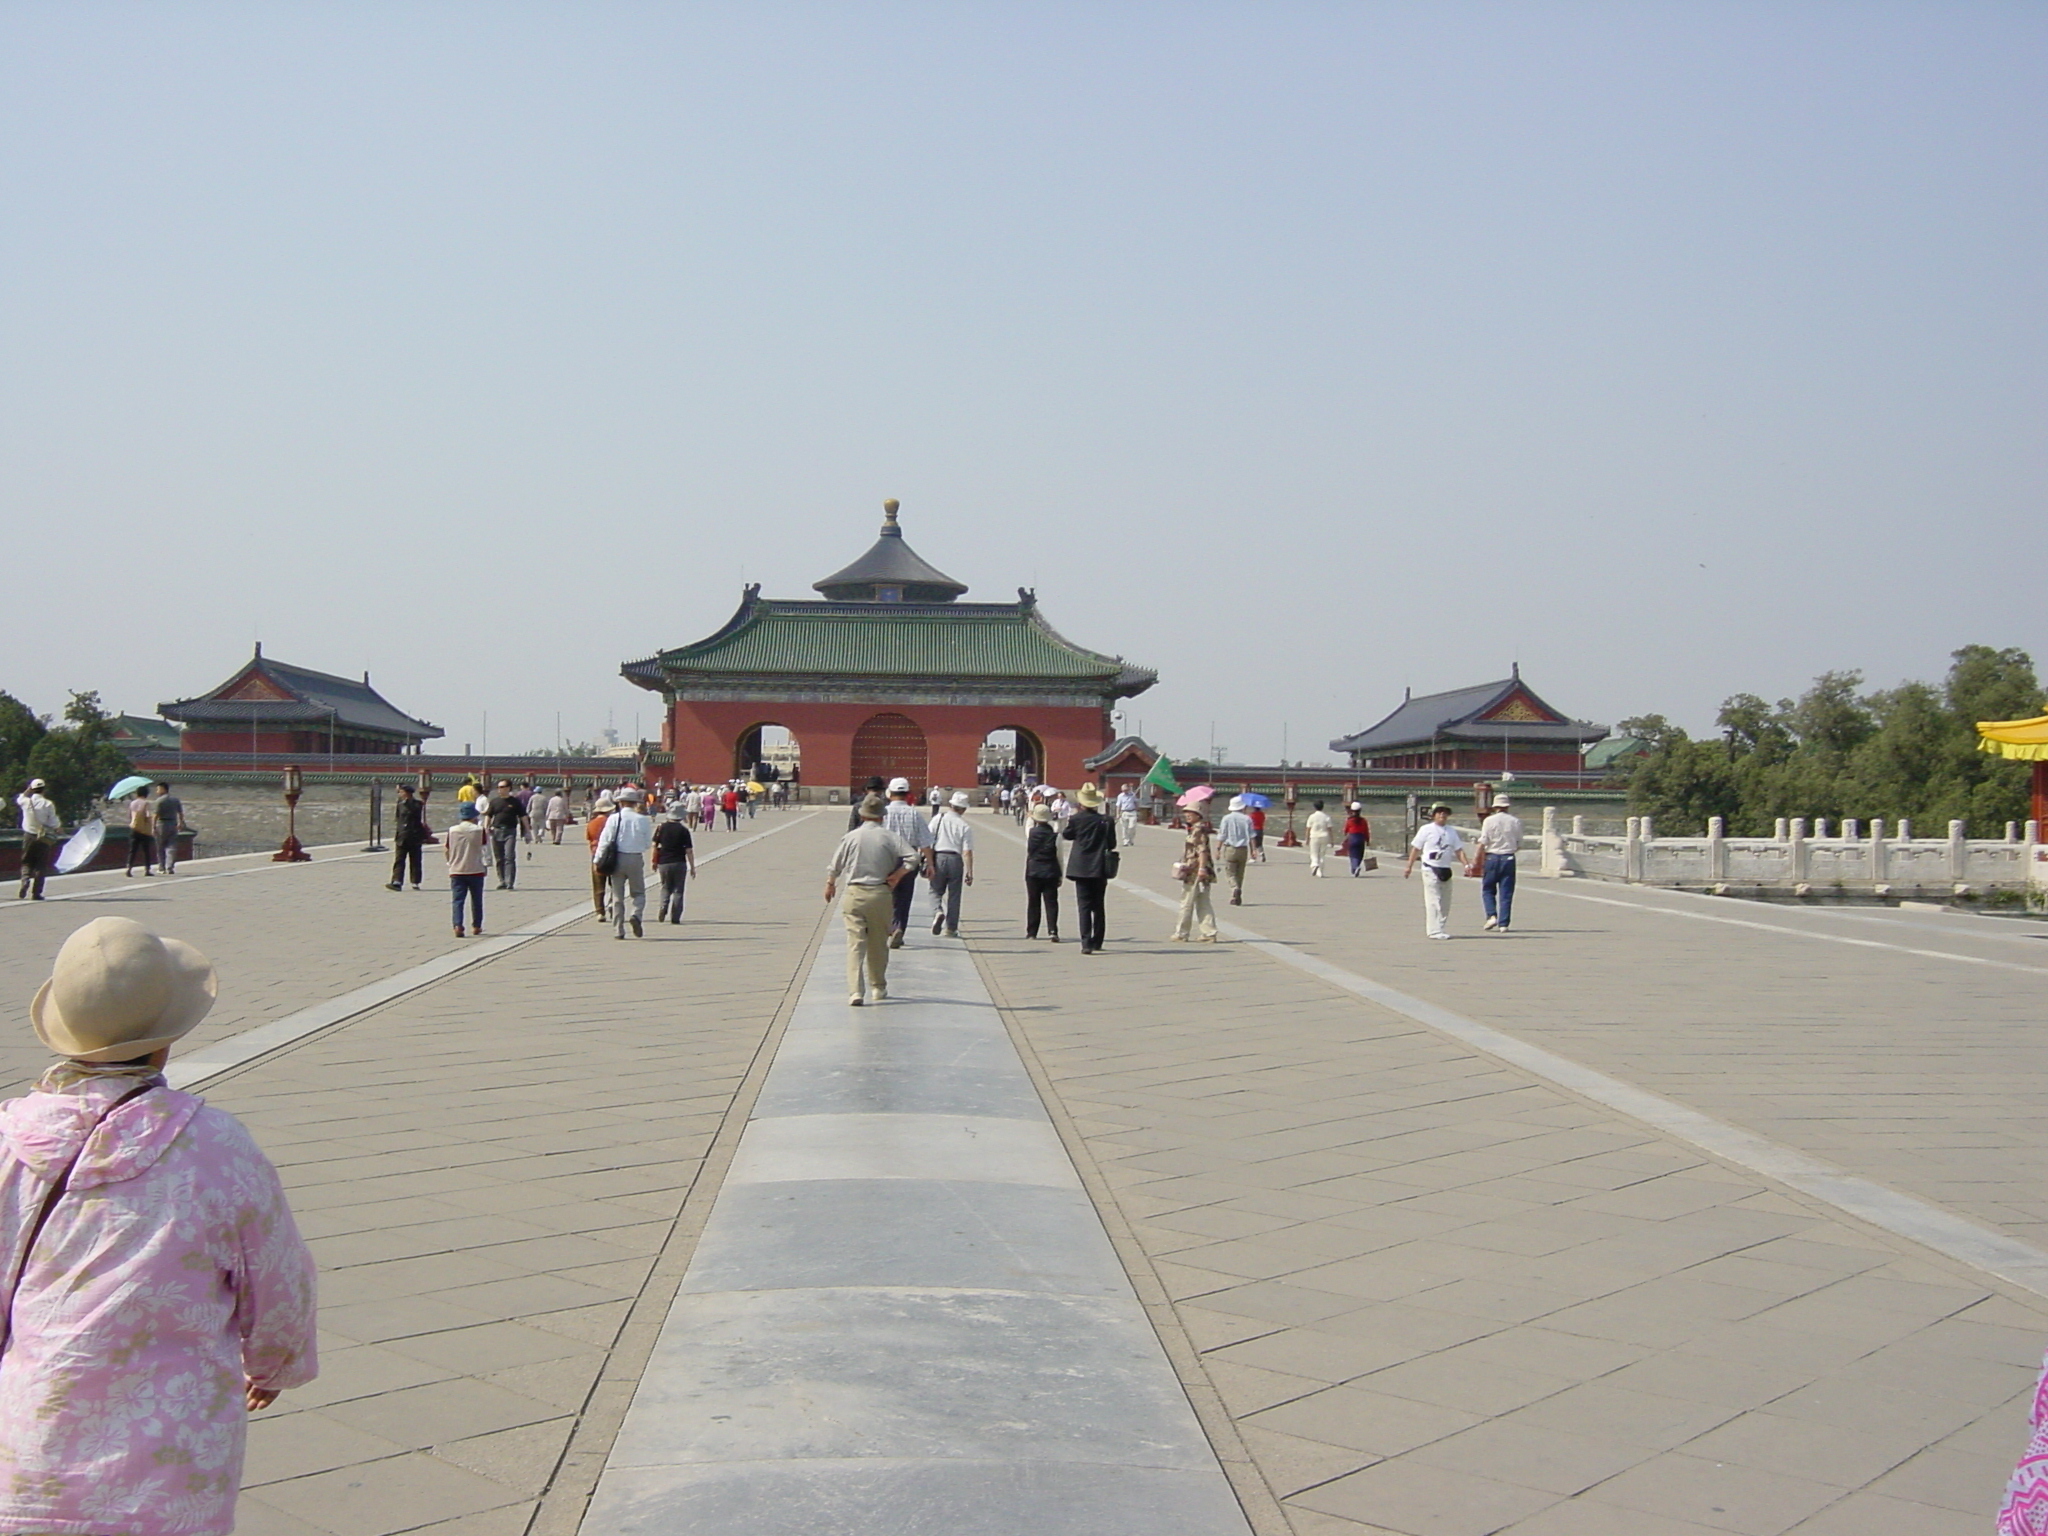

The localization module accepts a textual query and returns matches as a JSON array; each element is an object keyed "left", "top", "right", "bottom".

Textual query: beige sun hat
[
  {"left": 1074, "top": 782, "right": 1105, "bottom": 808},
  {"left": 32, "top": 918, "right": 218, "bottom": 1063},
  {"left": 1029, "top": 804, "right": 1053, "bottom": 823}
]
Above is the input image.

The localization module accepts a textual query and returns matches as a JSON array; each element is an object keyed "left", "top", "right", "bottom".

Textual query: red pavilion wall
[{"left": 667, "top": 699, "right": 1112, "bottom": 795}]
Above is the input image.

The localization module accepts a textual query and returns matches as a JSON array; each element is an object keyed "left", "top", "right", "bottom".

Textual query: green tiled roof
[{"left": 625, "top": 597, "right": 1155, "bottom": 692}]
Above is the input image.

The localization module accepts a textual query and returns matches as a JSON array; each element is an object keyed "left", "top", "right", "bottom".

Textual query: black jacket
[
  {"left": 1025, "top": 822, "right": 1062, "bottom": 880},
  {"left": 395, "top": 797, "right": 426, "bottom": 847},
  {"left": 1061, "top": 808, "right": 1115, "bottom": 880}
]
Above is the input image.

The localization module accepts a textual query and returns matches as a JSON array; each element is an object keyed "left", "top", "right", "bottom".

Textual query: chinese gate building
[{"left": 623, "top": 502, "right": 1157, "bottom": 795}]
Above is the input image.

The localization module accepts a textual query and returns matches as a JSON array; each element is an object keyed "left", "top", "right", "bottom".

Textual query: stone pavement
[{"left": 2, "top": 807, "right": 2043, "bottom": 1534}]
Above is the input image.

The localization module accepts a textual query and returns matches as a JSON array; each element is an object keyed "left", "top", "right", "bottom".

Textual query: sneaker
[
  {"left": 1483, "top": 916, "right": 1498, "bottom": 930},
  {"left": 889, "top": 933, "right": 905, "bottom": 949},
  {"left": 945, "top": 928, "right": 960, "bottom": 939},
  {"left": 872, "top": 986, "right": 887, "bottom": 1001},
  {"left": 454, "top": 926, "right": 465, "bottom": 937},
  {"left": 1229, "top": 892, "right": 1242, "bottom": 906},
  {"left": 931, "top": 911, "right": 944, "bottom": 935},
  {"left": 474, "top": 930, "right": 484, "bottom": 938},
  {"left": 630, "top": 916, "right": 643, "bottom": 938},
  {"left": 386, "top": 882, "right": 402, "bottom": 892},
  {"left": 848, "top": 995, "right": 864, "bottom": 1006},
  {"left": 1049, "top": 934, "right": 1060, "bottom": 943},
  {"left": 1428, "top": 932, "right": 1451, "bottom": 940}
]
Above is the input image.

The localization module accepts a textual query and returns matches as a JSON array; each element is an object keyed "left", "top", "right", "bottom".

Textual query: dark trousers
[
  {"left": 126, "top": 830, "right": 155, "bottom": 872},
  {"left": 1481, "top": 854, "right": 1517, "bottom": 928},
  {"left": 1070, "top": 876, "right": 1107, "bottom": 951},
  {"left": 1344, "top": 833, "right": 1367, "bottom": 875},
  {"left": 391, "top": 840, "right": 423, "bottom": 887},
  {"left": 450, "top": 872, "right": 484, "bottom": 929},
  {"left": 890, "top": 869, "right": 919, "bottom": 935},
  {"left": 16, "top": 838, "right": 53, "bottom": 899},
  {"left": 659, "top": 862, "right": 689, "bottom": 922},
  {"left": 489, "top": 828, "right": 518, "bottom": 887},
  {"left": 1024, "top": 876, "right": 1061, "bottom": 938}
]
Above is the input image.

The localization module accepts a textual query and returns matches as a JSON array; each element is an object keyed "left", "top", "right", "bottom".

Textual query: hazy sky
[{"left": 6, "top": 2, "right": 2042, "bottom": 765}]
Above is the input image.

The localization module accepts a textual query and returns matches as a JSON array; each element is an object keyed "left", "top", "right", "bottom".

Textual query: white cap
[
  {"left": 950, "top": 791, "right": 971, "bottom": 808},
  {"left": 887, "top": 777, "right": 911, "bottom": 794},
  {"left": 1348, "top": 802, "right": 1361, "bottom": 810},
  {"left": 27, "top": 779, "right": 44, "bottom": 790}
]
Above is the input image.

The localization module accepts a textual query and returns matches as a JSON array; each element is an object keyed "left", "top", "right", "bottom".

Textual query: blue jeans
[
  {"left": 1481, "top": 854, "right": 1516, "bottom": 928},
  {"left": 451, "top": 873, "right": 484, "bottom": 929}
]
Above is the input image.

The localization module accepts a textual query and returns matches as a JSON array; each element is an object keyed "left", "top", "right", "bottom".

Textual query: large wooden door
[{"left": 849, "top": 712, "right": 927, "bottom": 797}]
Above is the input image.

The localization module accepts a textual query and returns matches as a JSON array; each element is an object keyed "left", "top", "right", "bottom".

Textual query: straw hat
[
  {"left": 32, "top": 918, "right": 217, "bottom": 1063},
  {"left": 1029, "top": 804, "right": 1053, "bottom": 823},
  {"left": 1493, "top": 794, "right": 1513, "bottom": 808},
  {"left": 1074, "top": 783, "right": 1104, "bottom": 808}
]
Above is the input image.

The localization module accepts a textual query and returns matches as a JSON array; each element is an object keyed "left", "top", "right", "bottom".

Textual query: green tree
[
  {"left": 0, "top": 691, "right": 48, "bottom": 798},
  {"left": 1614, "top": 714, "right": 1686, "bottom": 752},
  {"left": 1625, "top": 647, "right": 2040, "bottom": 835},
  {"left": 24, "top": 691, "right": 134, "bottom": 824}
]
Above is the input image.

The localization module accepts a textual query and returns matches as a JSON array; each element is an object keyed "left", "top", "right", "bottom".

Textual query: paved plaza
[{"left": 2, "top": 808, "right": 2044, "bottom": 1534}]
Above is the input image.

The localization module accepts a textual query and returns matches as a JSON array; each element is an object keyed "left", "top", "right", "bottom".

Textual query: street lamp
[{"left": 273, "top": 766, "right": 312, "bottom": 862}]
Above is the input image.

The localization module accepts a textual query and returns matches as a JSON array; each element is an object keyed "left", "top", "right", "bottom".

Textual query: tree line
[
  {"left": 2, "top": 691, "right": 136, "bottom": 826},
  {"left": 1616, "top": 645, "right": 2039, "bottom": 837}
]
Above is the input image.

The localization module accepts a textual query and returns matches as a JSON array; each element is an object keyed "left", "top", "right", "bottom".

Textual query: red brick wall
[{"left": 667, "top": 699, "right": 1113, "bottom": 795}]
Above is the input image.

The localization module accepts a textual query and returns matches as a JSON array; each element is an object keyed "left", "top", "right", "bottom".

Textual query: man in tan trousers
[{"left": 824, "top": 795, "right": 917, "bottom": 1005}]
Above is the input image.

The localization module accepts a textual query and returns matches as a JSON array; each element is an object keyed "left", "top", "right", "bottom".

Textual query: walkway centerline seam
[
  {"left": 990, "top": 824, "right": 2048, "bottom": 1301},
  {"left": 578, "top": 920, "right": 1256, "bottom": 1534},
  {"left": 167, "top": 812, "right": 822, "bottom": 1092}
]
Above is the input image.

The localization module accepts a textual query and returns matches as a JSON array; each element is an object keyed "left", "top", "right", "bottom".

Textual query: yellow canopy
[{"left": 1977, "top": 714, "right": 2048, "bottom": 761}]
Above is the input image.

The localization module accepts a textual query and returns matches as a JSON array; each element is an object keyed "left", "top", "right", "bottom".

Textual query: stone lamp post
[{"left": 273, "top": 766, "right": 312, "bottom": 863}]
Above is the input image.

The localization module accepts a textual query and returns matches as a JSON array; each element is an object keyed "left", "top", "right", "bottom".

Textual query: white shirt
[
  {"left": 16, "top": 793, "right": 59, "bottom": 837},
  {"left": 1410, "top": 822, "right": 1464, "bottom": 868},
  {"left": 1116, "top": 791, "right": 1138, "bottom": 815},
  {"left": 930, "top": 809, "right": 974, "bottom": 855},
  {"left": 1217, "top": 811, "right": 1255, "bottom": 848},
  {"left": 1477, "top": 811, "right": 1524, "bottom": 856},
  {"left": 883, "top": 799, "right": 930, "bottom": 850},
  {"left": 545, "top": 795, "right": 568, "bottom": 822},
  {"left": 1305, "top": 810, "right": 1334, "bottom": 839},
  {"left": 595, "top": 809, "right": 654, "bottom": 858}
]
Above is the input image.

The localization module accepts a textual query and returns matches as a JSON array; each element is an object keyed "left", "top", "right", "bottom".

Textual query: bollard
[
  {"left": 1789, "top": 818, "right": 1809, "bottom": 885},
  {"left": 1949, "top": 820, "right": 1968, "bottom": 885},
  {"left": 1707, "top": 816, "right": 1726, "bottom": 883}
]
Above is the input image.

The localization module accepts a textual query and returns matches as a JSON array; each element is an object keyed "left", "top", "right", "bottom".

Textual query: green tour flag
[{"left": 1143, "top": 755, "right": 1182, "bottom": 795}]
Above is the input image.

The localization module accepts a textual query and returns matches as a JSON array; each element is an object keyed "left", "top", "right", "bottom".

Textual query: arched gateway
[{"left": 622, "top": 501, "right": 1156, "bottom": 796}]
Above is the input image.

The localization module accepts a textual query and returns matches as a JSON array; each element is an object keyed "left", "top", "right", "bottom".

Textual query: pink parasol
[{"left": 1176, "top": 785, "right": 1215, "bottom": 809}]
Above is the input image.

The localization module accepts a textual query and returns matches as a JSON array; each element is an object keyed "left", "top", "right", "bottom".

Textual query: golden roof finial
[{"left": 882, "top": 498, "right": 900, "bottom": 528}]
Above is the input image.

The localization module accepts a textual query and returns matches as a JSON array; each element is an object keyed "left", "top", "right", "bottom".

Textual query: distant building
[
  {"left": 159, "top": 646, "right": 444, "bottom": 757},
  {"left": 108, "top": 715, "right": 181, "bottom": 754},
  {"left": 1330, "top": 669, "right": 1605, "bottom": 778},
  {"left": 623, "top": 501, "right": 1156, "bottom": 794},
  {"left": 1583, "top": 735, "right": 1653, "bottom": 774}
]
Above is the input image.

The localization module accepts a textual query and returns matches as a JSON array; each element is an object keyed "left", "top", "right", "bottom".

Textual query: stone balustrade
[{"left": 1532, "top": 808, "right": 2047, "bottom": 897}]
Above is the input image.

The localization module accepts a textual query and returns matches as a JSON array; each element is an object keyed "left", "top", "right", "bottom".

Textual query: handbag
[
  {"left": 1102, "top": 818, "right": 1120, "bottom": 881},
  {"left": 2, "top": 1081, "right": 157, "bottom": 1355},
  {"left": 595, "top": 826, "right": 620, "bottom": 878}
]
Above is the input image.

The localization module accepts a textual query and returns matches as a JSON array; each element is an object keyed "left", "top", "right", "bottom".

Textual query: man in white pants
[
  {"left": 1402, "top": 803, "right": 1468, "bottom": 939},
  {"left": 1115, "top": 786, "right": 1140, "bottom": 848},
  {"left": 1304, "top": 799, "right": 1334, "bottom": 876}
]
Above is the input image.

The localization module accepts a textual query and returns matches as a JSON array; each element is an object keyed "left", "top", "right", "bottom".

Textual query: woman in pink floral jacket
[{"left": 0, "top": 918, "right": 317, "bottom": 1535}]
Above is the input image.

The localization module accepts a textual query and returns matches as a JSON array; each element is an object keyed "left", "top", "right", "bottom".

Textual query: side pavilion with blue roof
[{"left": 1330, "top": 668, "right": 1605, "bottom": 778}]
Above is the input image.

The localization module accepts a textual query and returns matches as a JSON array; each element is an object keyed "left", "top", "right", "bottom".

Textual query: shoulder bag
[
  {"left": 1102, "top": 815, "right": 1120, "bottom": 881},
  {"left": 2, "top": 1081, "right": 158, "bottom": 1355},
  {"left": 595, "top": 820, "right": 621, "bottom": 878}
]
